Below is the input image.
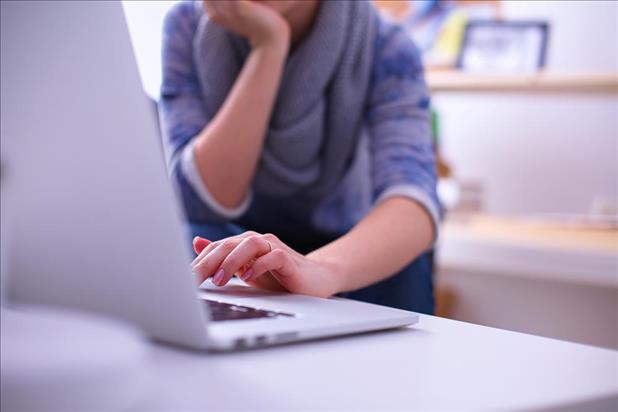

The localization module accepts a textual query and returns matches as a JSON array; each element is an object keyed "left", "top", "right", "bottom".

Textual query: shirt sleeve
[
  {"left": 159, "top": 2, "right": 251, "bottom": 223},
  {"left": 367, "top": 20, "right": 441, "bottom": 241}
]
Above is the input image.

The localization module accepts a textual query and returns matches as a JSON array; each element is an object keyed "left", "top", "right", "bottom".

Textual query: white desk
[{"left": 139, "top": 314, "right": 617, "bottom": 411}]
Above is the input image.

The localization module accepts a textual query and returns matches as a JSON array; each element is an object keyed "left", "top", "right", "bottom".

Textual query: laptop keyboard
[{"left": 204, "top": 299, "right": 295, "bottom": 322}]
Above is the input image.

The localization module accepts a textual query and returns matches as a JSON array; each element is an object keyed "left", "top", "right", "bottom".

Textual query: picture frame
[{"left": 457, "top": 20, "right": 550, "bottom": 73}]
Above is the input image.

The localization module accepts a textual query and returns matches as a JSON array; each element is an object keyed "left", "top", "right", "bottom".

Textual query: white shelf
[{"left": 426, "top": 71, "right": 618, "bottom": 94}]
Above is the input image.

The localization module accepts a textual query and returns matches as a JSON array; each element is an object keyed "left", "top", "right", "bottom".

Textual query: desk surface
[{"left": 141, "top": 314, "right": 617, "bottom": 411}]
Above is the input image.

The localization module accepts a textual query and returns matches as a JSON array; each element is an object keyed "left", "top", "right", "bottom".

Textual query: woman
[{"left": 160, "top": 0, "right": 439, "bottom": 313}]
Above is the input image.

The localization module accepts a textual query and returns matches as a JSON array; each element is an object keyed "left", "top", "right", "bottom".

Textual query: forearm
[
  {"left": 307, "top": 197, "right": 434, "bottom": 295},
  {"left": 193, "top": 40, "right": 289, "bottom": 209}
]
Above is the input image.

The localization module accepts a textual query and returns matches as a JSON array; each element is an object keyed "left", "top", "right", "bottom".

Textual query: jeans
[{"left": 188, "top": 221, "right": 435, "bottom": 314}]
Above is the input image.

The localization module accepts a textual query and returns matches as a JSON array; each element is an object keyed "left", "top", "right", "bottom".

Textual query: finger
[
  {"left": 193, "top": 238, "right": 241, "bottom": 283},
  {"left": 191, "top": 231, "right": 258, "bottom": 266},
  {"left": 244, "top": 273, "right": 288, "bottom": 292},
  {"left": 216, "top": 235, "right": 271, "bottom": 286},
  {"left": 244, "top": 248, "right": 288, "bottom": 282},
  {"left": 192, "top": 240, "right": 221, "bottom": 267},
  {"left": 236, "top": 259, "right": 255, "bottom": 279},
  {"left": 192, "top": 236, "right": 211, "bottom": 256}
]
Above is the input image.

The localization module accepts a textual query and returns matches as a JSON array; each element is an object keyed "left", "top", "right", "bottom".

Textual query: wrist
[
  {"left": 248, "top": 38, "right": 289, "bottom": 73},
  {"left": 249, "top": 21, "right": 290, "bottom": 52},
  {"left": 305, "top": 251, "right": 348, "bottom": 297},
  {"left": 251, "top": 38, "right": 289, "bottom": 60}
]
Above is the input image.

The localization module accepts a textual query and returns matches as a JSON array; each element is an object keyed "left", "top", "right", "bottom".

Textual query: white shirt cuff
[
  {"left": 375, "top": 184, "right": 440, "bottom": 245},
  {"left": 180, "top": 139, "right": 252, "bottom": 220}
]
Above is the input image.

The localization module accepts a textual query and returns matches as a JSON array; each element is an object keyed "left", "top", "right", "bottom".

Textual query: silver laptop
[{"left": 0, "top": 1, "right": 418, "bottom": 351}]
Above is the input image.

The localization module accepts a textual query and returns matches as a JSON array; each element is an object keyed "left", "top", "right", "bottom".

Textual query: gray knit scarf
[{"left": 193, "top": 0, "right": 376, "bottom": 200}]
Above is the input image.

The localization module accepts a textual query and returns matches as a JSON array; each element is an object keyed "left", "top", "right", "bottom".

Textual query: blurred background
[{"left": 122, "top": 0, "right": 618, "bottom": 349}]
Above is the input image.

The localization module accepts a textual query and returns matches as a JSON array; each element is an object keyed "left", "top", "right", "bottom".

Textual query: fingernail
[
  {"left": 241, "top": 269, "right": 253, "bottom": 281},
  {"left": 213, "top": 268, "right": 225, "bottom": 285}
]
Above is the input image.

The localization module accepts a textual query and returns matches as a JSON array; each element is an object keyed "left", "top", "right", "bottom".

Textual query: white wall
[
  {"left": 435, "top": 93, "right": 618, "bottom": 214},
  {"left": 503, "top": 0, "right": 618, "bottom": 72},
  {"left": 437, "top": 0, "right": 618, "bottom": 215},
  {"left": 122, "top": 1, "right": 178, "bottom": 99}
]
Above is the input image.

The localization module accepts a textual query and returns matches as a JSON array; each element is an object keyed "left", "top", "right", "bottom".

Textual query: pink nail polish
[
  {"left": 241, "top": 269, "right": 253, "bottom": 281},
  {"left": 213, "top": 268, "right": 225, "bottom": 285}
]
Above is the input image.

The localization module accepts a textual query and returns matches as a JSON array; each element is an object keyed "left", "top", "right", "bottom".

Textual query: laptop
[{"left": 0, "top": 1, "right": 418, "bottom": 351}]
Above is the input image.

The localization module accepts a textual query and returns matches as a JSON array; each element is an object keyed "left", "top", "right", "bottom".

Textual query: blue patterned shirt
[{"left": 160, "top": 1, "right": 440, "bottom": 239}]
